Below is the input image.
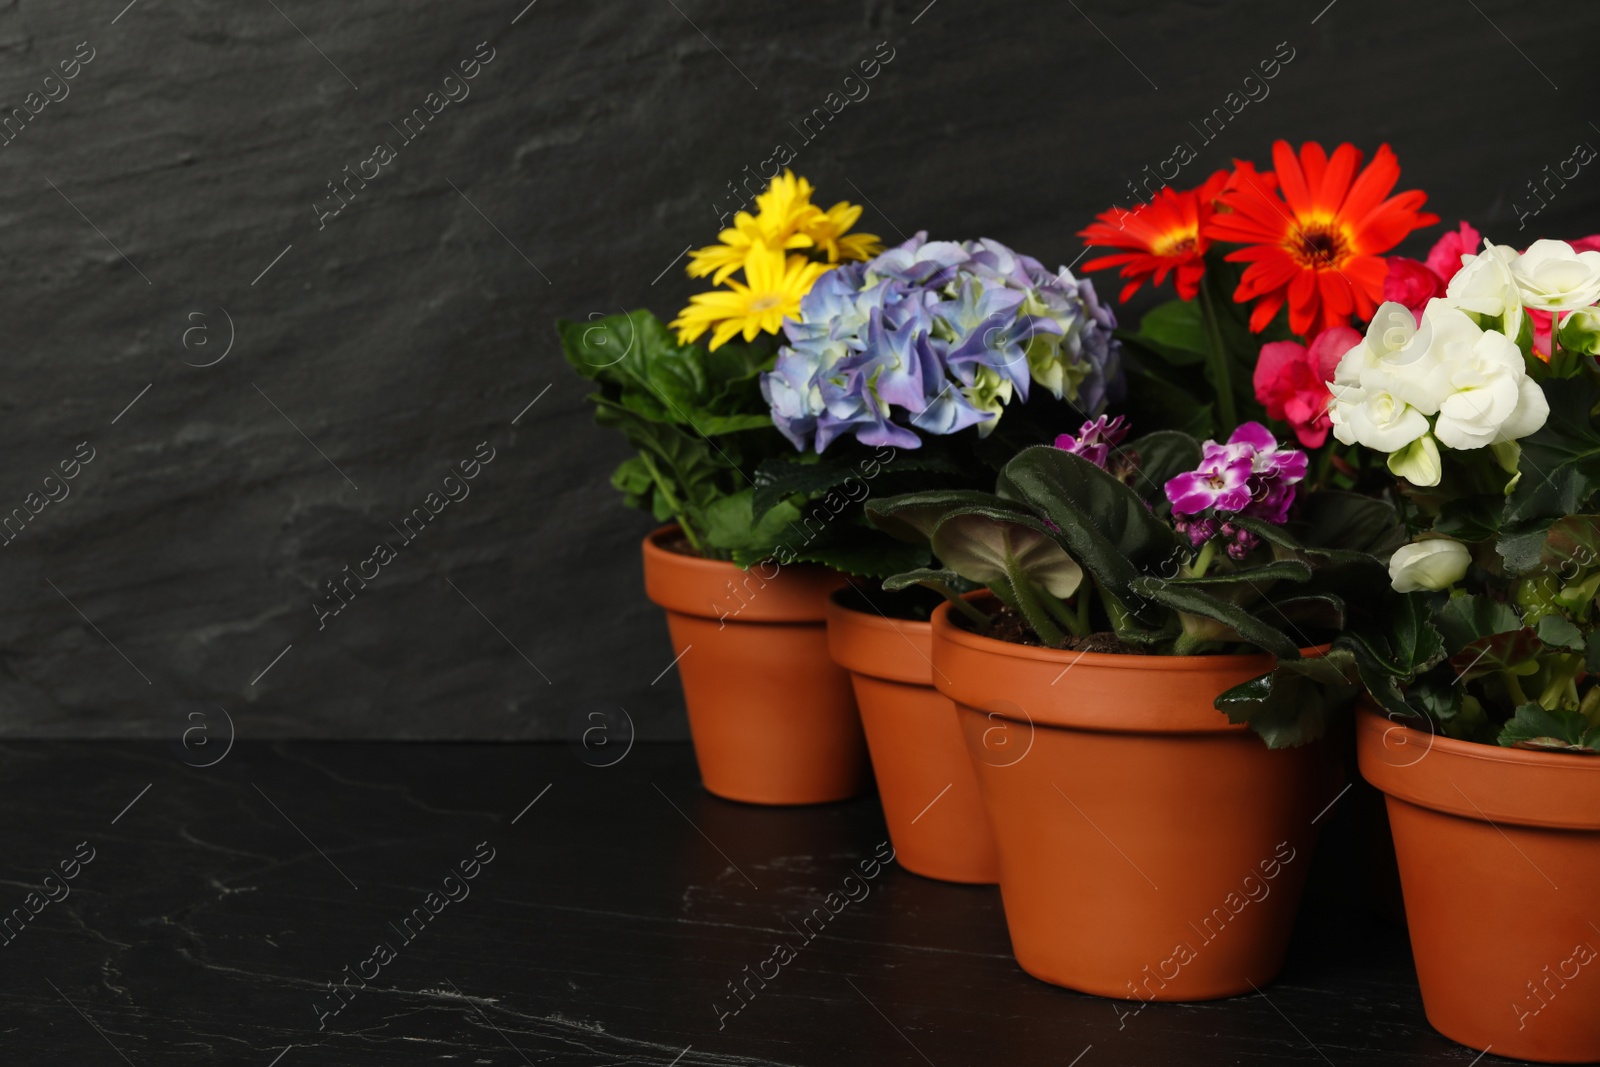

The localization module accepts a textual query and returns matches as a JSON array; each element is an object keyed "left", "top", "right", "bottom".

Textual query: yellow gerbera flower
[
  {"left": 687, "top": 211, "right": 810, "bottom": 285},
  {"left": 753, "top": 170, "right": 819, "bottom": 234},
  {"left": 797, "top": 200, "right": 883, "bottom": 263},
  {"left": 672, "top": 248, "right": 830, "bottom": 351}
]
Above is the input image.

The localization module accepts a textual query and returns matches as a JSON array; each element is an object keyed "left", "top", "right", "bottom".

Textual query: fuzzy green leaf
[{"left": 1497, "top": 704, "right": 1600, "bottom": 753}]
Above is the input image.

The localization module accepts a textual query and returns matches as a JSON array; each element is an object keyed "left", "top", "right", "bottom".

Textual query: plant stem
[
  {"left": 1188, "top": 539, "right": 1218, "bottom": 579},
  {"left": 1501, "top": 669, "right": 1529, "bottom": 708},
  {"left": 1009, "top": 569, "right": 1066, "bottom": 646},
  {"left": 1198, "top": 281, "right": 1238, "bottom": 433},
  {"left": 1314, "top": 445, "right": 1335, "bottom": 490},
  {"left": 639, "top": 452, "right": 701, "bottom": 553},
  {"left": 1039, "top": 583, "right": 1087, "bottom": 638},
  {"left": 928, "top": 580, "right": 992, "bottom": 629},
  {"left": 1074, "top": 582, "right": 1093, "bottom": 634},
  {"left": 1101, "top": 585, "right": 1132, "bottom": 634}
]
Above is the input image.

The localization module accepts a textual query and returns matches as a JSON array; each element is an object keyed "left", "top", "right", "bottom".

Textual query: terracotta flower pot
[
  {"left": 641, "top": 526, "right": 869, "bottom": 806},
  {"left": 825, "top": 590, "right": 999, "bottom": 884},
  {"left": 930, "top": 600, "right": 1333, "bottom": 1001},
  {"left": 1357, "top": 705, "right": 1600, "bottom": 1063}
]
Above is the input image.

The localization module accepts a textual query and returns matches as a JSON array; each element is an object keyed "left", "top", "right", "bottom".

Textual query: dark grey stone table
[{"left": 0, "top": 741, "right": 1495, "bottom": 1065}]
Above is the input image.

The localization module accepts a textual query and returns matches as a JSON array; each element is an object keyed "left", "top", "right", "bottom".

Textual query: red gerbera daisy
[
  {"left": 1205, "top": 141, "right": 1438, "bottom": 335},
  {"left": 1079, "top": 169, "right": 1231, "bottom": 303}
]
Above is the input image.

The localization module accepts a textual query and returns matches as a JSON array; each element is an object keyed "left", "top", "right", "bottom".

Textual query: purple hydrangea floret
[{"left": 760, "top": 232, "right": 1125, "bottom": 452}]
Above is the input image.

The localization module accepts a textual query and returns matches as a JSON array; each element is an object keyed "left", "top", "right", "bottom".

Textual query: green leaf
[
  {"left": 751, "top": 446, "right": 968, "bottom": 519},
  {"left": 754, "top": 533, "right": 929, "bottom": 578},
  {"left": 1432, "top": 496, "right": 1503, "bottom": 543},
  {"left": 1538, "top": 514, "right": 1600, "bottom": 576},
  {"left": 1215, "top": 649, "right": 1358, "bottom": 748},
  {"left": 700, "top": 491, "right": 802, "bottom": 556},
  {"left": 997, "top": 445, "right": 1180, "bottom": 621},
  {"left": 1123, "top": 430, "right": 1202, "bottom": 506},
  {"left": 1343, "top": 592, "right": 1446, "bottom": 716},
  {"left": 931, "top": 512, "right": 1084, "bottom": 600},
  {"left": 1537, "top": 613, "right": 1586, "bottom": 651},
  {"left": 1499, "top": 521, "right": 1556, "bottom": 575},
  {"left": 1267, "top": 593, "right": 1347, "bottom": 631},
  {"left": 867, "top": 490, "right": 1025, "bottom": 546},
  {"left": 1124, "top": 300, "right": 1209, "bottom": 365},
  {"left": 1497, "top": 703, "right": 1600, "bottom": 753},
  {"left": 1294, "top": 492, "right": 1408, "bottom": 556},
  {"left": 1504, "top": 375, "right": 1600, "bottom": 525},
  {"left": 882, "top": 567, "right": 968, "bottom": 593},
  {"left": 1432, "top": 595, "right": 1524, "bottom": 652},
  {"left": 1448, "top": 628, "right": 1543, "bottom": 683},
  {"left": 1156, "top": 560, "right": 1314, "bottom": 589},
  {"left": 1129, "top": 577, "right": 1301, "bottom": 658}
]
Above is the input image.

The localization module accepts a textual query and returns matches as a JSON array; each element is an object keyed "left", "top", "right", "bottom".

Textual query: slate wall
[{"left": 3, "top": 0, "right": 1595, "bottom": 737}]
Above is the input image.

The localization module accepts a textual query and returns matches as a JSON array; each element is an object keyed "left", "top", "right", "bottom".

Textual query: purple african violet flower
[
  {"left": 1167, "top": 450, "right": 1253, "bottom": 515},
  {"left": 1054, "top": 415, "right": 1130, "bottom": 470},
  {"left": 1164, "top": 422, "right": 1307, "bottom": 536}
]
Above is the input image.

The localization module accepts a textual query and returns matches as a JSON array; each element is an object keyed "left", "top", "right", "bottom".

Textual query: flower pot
[
  {"left": 931, "top": 600, "right": 1332, "bottom": 1001},
  {"left": 825, "top": 590, "right": 998, "bottom": 884},
  {"left": 1357, "top": 705, "right": 1600, "bottom": 1063},
  {"left": 641, "top": 526, "right": 869, "bottom": 806}
]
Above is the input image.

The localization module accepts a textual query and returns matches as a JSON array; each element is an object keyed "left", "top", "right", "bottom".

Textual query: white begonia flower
[
  {"left": 1327, "top": 298, "right": 1548, "bottom": 459},
  {"left": 1446, "top": 242, "right": 1524, "bottom": 340},
  {"left": 1509, "top": 239, "right": 1600, "bottom": 313},
  {"left": 1388, "top": 539, "right": 1471, "bottom": 593},
  {"left": 1327, "top": 380, "right": 1430, "bottom": 451},
  {"left": 1430, "top": 326, "right": 1548, "bottom": 450}
]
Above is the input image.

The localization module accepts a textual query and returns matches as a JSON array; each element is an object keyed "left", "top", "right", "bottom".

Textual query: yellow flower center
[
  {"left": 1151, "top": 230, "right": 1197, "bottom": 258},
  {"left": 749, "top": 294, "right": 783, "bottom": 312}
]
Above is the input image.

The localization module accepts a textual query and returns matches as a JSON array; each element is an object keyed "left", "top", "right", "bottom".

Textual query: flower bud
[
  {"left": 1388, "top": 539, "right": 1471, "bottom": 593},
  {"left": 1385, "top": 434, "right": 1443, "bottom": 488},
  {"left": 1558, "top": 306, "right": 1600, "bottom": 356}
]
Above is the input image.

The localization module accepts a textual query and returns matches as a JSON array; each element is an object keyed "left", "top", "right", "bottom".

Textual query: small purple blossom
[
  {"left": 1164, "top": 422, "right": 1307, "bottom": 547},
  {"left": 1054, "top": 415, "right": 1129, "bottom": 470},
  {"left": 1167, "top": 446, "right": 1253, "bottom": 515},
  {"left": 1174, "top": 516, "right": 1217, "bottom": 547}
]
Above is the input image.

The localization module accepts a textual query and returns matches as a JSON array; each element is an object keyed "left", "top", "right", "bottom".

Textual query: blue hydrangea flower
[{"left": 760, "top": 232, "right": 1123, "bottom": 452}]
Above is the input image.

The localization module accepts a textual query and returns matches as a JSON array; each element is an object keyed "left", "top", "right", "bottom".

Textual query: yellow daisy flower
[
  {"left": 753, "top": 170, "right": 819, "bottom": 234},
  {"left": 672, "top": 248, "right": 830, "bottom": 351},
  {"left": 797, "top": 200, "right": 882, "bottom": 263},
  {"left": 687, "top": 211, "right": 810, "bottom": 285}
]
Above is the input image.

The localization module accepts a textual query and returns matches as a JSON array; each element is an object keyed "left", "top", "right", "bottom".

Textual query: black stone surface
[
  {"left": 2, "top": 0, "right": 1598, "bottom": 737},
  {"left": 0, "top": 740, "right": 1502, "bottom": 1065}
]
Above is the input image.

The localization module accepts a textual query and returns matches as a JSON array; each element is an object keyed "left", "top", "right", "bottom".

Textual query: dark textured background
[{"left": 3, "top": 0, "right": 1596, "bottom": 738}]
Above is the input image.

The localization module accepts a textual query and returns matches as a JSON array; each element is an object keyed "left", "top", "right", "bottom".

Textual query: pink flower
[
  {"left": 1382, "top": 258, "right": 1447, "bottom": 321},
  {"left": 1568, "top": 235, "right": 1600, "bottom": 254},
  {"left": 1424, "top": 221, "right": 1482, "bottom": 281},
  {"left": 1530, "top": 308, "right": 1553, "bottom": 359},
  {"left": 1252, "top": 326, "right": 1360, "bottom": 448}
]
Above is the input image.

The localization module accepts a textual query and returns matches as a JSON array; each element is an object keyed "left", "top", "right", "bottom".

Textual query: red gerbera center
[{"left": 1204, "top": 141, "right": 1438, "bottom": 335}]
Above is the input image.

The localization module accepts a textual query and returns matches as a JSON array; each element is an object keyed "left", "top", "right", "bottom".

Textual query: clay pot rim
[
  {"left": 825, "top": 587, "right": 934, "bottom": 686},
  {"left": 640, "top": 523, "right": 744, "bottom": 578},
  {"left": 825, "top": 587, "right": 933, "bottom": 635},
  {"left": 930, "top": 596, "right": 1318, "bottom": 671},
  {"left": 1357, "top": 703, "right": 1600, "bottom": 831},
  {"left": 641, "top": 524, "right": 846, "bottom": 624},
  {"left": 1358, "top": 701, "right": 1600, "bottom": 770}
]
